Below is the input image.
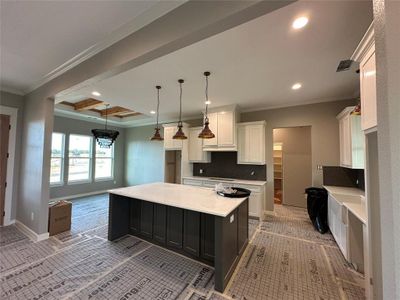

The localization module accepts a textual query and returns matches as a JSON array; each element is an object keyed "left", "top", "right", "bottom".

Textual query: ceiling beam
[
  {"left": 100, "top": 106, "right": 132, "bottom": 116},
  {"left": 117, "top": 112, "right": 141, "bottom": 118},
  {"left": 74, "top": 98, "right": 105, "bottom": 111}
]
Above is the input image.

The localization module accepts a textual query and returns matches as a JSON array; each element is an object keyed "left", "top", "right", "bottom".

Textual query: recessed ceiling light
[
  {"left": 150, "top": 110, "right": 156, "bottom": 114},
  {"left": 205, "top": 100, "right": 211, "bottom": 105},
  {"left": 292, "top": 83, "right": 302, "bottom": 90},
  {"left": 92, "top": 91, "right": 101, "bottom": 97},
  {"left": 292, "top": 17, "right": 308, "bottom": 29}
]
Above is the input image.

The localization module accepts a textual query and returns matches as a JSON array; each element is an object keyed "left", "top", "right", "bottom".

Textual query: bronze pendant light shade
[
  {"left": 150, "top": 85, "right": 164, "bottom": 141},
  {"left": 199, "top": 71, "right": 215, "bottom": 139},
  {"left": 173, "top": 79, "right": 187, "bottom": 140}
]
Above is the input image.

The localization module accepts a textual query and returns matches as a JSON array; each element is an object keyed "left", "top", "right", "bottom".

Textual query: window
[
  {"left": 95, "top": 143, "right": 114, "bottom": 180},
  {"left": 68, "top": 134, "right": 92, "bottom": 182},
  {"left": 50, "top": 133, "right": 65, "bottom": 185}
]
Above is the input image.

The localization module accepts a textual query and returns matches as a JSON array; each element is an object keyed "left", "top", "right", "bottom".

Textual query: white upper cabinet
[
  {"left": 203, "top": 105, "right": 239, "bottom": 151},
  {"left": 352, "top": 23, "right": 377, "bottom": 132},
  {"left": 337, "top": 107, "right": 364, "bottom": 169},
  {"left": 163, "top": 124, "right": 188, "bottom": 150},
  {"left": 237, "top": 121, "right": 266, "bottom": 165},
  {"left": 360, "top": 45, "right": 377, "bottom": 131},
  {"left": 188, "top": 127, "right": 211, "bottom": 163}
]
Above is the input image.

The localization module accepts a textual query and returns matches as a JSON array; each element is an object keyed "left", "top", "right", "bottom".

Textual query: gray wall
[
  {"left": 241, "top": 99, "right": 357, "bottom": 211},
  {"left": 125, "top": 125, "right": 165, "bottom": 186},
  {"left": 50, "top": 116, "right": 125, "bottom": 199},
  {"left": 0, "top": 91, "right": 25, "bottom": 221}
]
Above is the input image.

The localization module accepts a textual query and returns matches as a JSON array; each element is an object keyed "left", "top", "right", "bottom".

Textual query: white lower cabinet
[
  {"left": 182, "top": 178, "right": 265, "bottom": 219},
  {"left": 328, "top": 193, "right": 349, "bottom": 259}
]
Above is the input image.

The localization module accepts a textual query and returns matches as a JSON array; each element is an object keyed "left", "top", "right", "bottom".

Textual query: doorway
[
  {"left": 164, "top": 150, "right": 182, "bottom": 184},
  {"left": 0, "top": 114, "right": 10, "bottom": 225},
  {"left": 273, "top": 127, "right": 312, "bottom": 208}
]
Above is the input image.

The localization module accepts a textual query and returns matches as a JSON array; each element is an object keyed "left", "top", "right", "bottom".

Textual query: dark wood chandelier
[{"left": 92, "top": 104, "right": 119, "bottom": 148}]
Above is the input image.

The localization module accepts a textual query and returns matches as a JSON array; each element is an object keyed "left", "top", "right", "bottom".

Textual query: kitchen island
[{"left": 108, "top": 182, "right": 249, "bottom": 292}]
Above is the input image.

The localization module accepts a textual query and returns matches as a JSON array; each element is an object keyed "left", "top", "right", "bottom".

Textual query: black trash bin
[{"left": 305, "top": 187, "right": 328, "bottom": 234}]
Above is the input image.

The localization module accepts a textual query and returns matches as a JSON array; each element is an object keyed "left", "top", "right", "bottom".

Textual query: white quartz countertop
[
  {"left": 324, "top": 185, "right": 367, "bottom": 223},
  {"left": 323, "top": 185, "right": 365, "bottom": 197},
  {"left": 183, "top": 176, "right": 266, "bottom": 186},
  {"left": 108, "top": 182, "right": 247, "bottom": 217}
]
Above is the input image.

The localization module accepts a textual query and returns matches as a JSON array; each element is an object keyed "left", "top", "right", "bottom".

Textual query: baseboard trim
[
  {"left": 50, "top": 190, "right": 109, "bottom": 202},
  {"left": 15, "top": 220, "right": 49, "bottom": 242},
  {"left": 3, "top": 219, "right": 16, "bottom": 226}
]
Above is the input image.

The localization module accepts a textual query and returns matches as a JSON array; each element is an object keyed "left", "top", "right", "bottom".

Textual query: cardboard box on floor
[{"left": 48, "top": 200, "right": 72, "bottom": 236}]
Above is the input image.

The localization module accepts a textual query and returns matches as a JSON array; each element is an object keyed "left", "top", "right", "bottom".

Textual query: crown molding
[
  {"left": 0, "top": 86, "right": 25, "bottom": 96},
  {"left": 24, "top": 1, "right": 186, "bottom": 95},
  {"left": 351, "top": 21, "right": 374, "bottom": 62}
]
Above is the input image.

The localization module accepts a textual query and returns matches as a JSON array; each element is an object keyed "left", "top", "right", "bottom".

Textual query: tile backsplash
[
  {"left": 193, "top": 152, "right": 267, "bottom": 181},
  {"left": 323, "top": 166, "right": 365, "bottom": 190}
]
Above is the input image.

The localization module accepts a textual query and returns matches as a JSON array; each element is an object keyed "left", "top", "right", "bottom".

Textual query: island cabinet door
[
  {"left": 140, "top": 202, "right": 154, "bottom": 239},
  {"left": 183, "top": 211, "right": 200, "bottom": 257},
  {"left": 153, "top": 204, "right": 167, "bottom": 245},
  {"left": 167, "top": 207, "right": 184, "bottom": 249},
  {"left": 130, "top": 199, "right": 141, "bottom": 234},
  {"left": 200, "top": 214, "right": 215, "bottom": 262}
]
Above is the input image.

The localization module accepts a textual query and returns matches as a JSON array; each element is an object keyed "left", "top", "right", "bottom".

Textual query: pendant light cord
[
  {"left": 179, "top": 80, "right": 183, "bottom": 124},
  {"left": 105, "top": 104, "right": 109, "bottom": 130},
  {"left": 205, "top": 74, "right": 209, "bottom": 119},
  {"left": 156, "top": 88, "right": 160, "bottom": 128}
]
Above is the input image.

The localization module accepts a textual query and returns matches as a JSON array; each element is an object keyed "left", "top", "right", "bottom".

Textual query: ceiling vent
[{"left": 336, "top": 59, "right": 354, "bottom": 72}]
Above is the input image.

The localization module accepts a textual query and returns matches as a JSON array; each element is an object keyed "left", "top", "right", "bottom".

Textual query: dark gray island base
[{"left": 108, "top": 193, "right": 249, "bottom": 292}]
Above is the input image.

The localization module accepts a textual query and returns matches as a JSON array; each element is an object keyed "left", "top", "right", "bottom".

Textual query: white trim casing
[
  {"left": 0, "top": 105, "right": 18, "bottom": 226},
  {"left": 15, "top": 220, "right": 49, "bottom": 242}
]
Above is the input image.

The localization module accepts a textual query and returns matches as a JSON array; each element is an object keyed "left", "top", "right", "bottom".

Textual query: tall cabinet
[{"left": 351, "top": 22, "right": 376, "bottom": 300}]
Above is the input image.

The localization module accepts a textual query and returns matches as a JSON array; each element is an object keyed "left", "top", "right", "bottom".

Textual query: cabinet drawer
[{"left": 183, "top": 179, "right": 203, "bottom": 186}]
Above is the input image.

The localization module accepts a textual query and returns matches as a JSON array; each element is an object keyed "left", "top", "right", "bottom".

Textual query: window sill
[
  {"left": 67, "top": 180, "right": 92, "bottom": 185},
  {"left": 95, "top": 177, "right": 114, "bottom": 182},
  {"left": 50, "top": 183, "right": 64, "bottom": 187}
]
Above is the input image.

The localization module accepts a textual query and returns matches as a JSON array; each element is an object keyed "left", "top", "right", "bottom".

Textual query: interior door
[{"left": 0, "top": 114, "right": 10, "bottom": 225}]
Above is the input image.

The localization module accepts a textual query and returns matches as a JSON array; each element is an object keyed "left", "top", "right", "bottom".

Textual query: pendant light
[
  {"left": 198, "top": 71, "right": 215, "bottom": 139},
  {"left": 92, "top": 104, "right": 120, "bottom": 148},
  {"left": 173, "top": 79, "right": 187, "bottom": 140},
  {"left": 150, "top": 85, "right": 164, "bottom": 141}
]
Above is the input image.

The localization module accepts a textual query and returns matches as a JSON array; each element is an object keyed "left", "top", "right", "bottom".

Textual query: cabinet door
[
  {"left": 237, "top": 125, "right": 247, "bottom": 163},
  {"left": 140, "top": 202, "right": 153, "bottom": 238},
  {"left": 130, "top": 200, "right": 141, "bottom": 234},
  {"left": 183, "top": 210, "right": 200, "bottom": 257},
  {"left": 189, "top": 128, "right": 210, "bottom": 162},
  {"left": 203, "top": 113, "right": 218, "bottom": 147},
  {"left": 341, "top": 115, "right": 352, "bottom": 167},
  {"left": 217, "top": 111, "right": 234, "bottom": 146},
  {"left": 167, "top": 207, "right": 183, "bottom": 249},
  {"left": 164, "top": 126, "right": 183, "bottom": 149},
  {"left": 248, "top": 192, "right": 261, "bottom": 219},
  {"left": 200, "top": 214, "right": 215, "bottom": 262},
  {"left": 247, "top": 125, "right": 264, "bottom": 163},
  {"left": 360, "top": 47, "right": 377, "bottom": 131},
  {"left": 153, "top": 204, "right": 167, "bottom": 245}
]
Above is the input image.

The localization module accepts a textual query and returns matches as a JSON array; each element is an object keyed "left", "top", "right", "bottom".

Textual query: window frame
[
  {"left": 94, "top": 143, "right": 115, "bottom": 181},
  {"left": 50, "top": 132, "right": 65, "bottom": 186},
  {"left": 67, "top": 134, "right": 93, "bottom": 184}
]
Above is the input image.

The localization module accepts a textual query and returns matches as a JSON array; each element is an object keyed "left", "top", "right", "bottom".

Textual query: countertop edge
[
  {"left": 182, "top": 176, "right": 267, "bottom": 186},
  {"left": 108, "top": 187, "right": 247, "bottom": 218}
]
